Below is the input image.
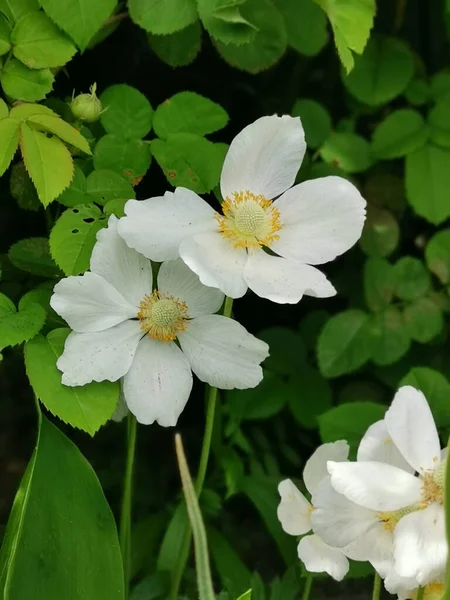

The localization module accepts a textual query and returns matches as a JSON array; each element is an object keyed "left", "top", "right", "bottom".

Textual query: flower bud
[{"left": 70, "top": 83, "right": 103, "bottom": 123}]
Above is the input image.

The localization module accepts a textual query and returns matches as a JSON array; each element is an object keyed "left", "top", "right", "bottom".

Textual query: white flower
[
  {"left": 327, "top": 386, "right": 448, "bottom": 586},
  {"left": 277, "top": 441, "right": 351, "bottom": 581},
  {"left": 50, "top": 216, "right": 269, "bottom": 426},
  {"left": 117, "top": 115, "right": 366, "bottom": 303}
]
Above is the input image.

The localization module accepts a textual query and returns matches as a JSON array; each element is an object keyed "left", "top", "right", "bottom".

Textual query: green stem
[
  {"left": 416, "top": 587, "right": 425, "bottom": 600},
  {"left": 301, "top": 574, "right": 314, "bottom": 600},
  {"left": 119, "top": 414, "right": 137, "bottom": 599},
  {"left": 372, "top": 572, "right": 381, "bottom": 600},
  {"left": 169, "top": 296, "right": 233, "bottom": 600}
]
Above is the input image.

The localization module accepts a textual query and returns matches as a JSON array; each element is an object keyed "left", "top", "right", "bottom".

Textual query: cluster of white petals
[{"left": 278, "top": 386, "right": 448, "bottom": 599}]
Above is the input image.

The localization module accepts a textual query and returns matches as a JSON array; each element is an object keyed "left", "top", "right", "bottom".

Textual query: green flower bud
[{"left": 70, "top": 83, "right": 103, "bottom": 123}]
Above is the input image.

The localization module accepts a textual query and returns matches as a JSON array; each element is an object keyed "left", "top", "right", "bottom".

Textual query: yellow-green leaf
[
  {"left": 0, "top": 13, "right": 11, "bottom": 55},
  {"left": 0, "top": 98, "right": 9, "bottom": 119},
  {"left": 10, "top": 102, "right": 57, "bottom": 121},
  {"left": 27, "top": 114, "right": 92, "bottom": 154},
  {"left": 0, "top": 117, "right": 20, "bottom": 175},
  {"left": 0, "top": 58, "right": 53, "bottom": 101}
]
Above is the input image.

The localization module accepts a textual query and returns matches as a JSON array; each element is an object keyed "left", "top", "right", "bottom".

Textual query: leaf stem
[
  {"left": 416, "top": 587, "right": 425, "bottom": 600},
  {"left": 119, "top": 414, "right": 137, "bottom": 599},
  {"left": 302, "top": 573, "right": 314, "bottom": 600},
  {"left": 372, "top": 572, "right": 381, "bottom": 600}
]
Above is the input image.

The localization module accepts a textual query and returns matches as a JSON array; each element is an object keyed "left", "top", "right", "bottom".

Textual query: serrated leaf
[
  {"left": 0, "top": 298, "right": 46, "bottom": 350},
  {"left": 1, "top": 58, "right": 53, "bottom": 101},
  {"left": 9, "top": 237, "right": 60, "bottom": 277},
  {"left": 0, "top": 117, "right": 19, "bottom": 176},
  {"left": 198, "top": 0, "right": 257, "bottom": 45},
  {"left": 20, "top": 122, "right": 74, "bottom": 206},
  {"left": 151, "top": 133, "right": 226, "bottom": 193},
  {"left": 0, "top": 13, "right": 11, "bottom": 55},
  {"left": 0, "top": 0, "right": 39, "bottom": 22},
  {"left": 49, "top": 204, "right": 107, "bottom": 275},
  {"left": 37, "top": 0, "right": 117, "bottom": 50},
  {"left": 148, "top": 21, "right": 202, "bottom": 67},
  {"left": 27, "top": 113, "right": 91, "bottom": 154},
  {"left": 319, "top": 132, "right": 372, "bottom": 173},
  {"left": 25, "top": 328, "right": 119, "bottom": 434},
  {"left": 56, "top": 163, "right": 88, "bottom": 207},
  {"left": 274, "top": 0, "right": 328, "bottom": 56},
  {"left": 129, "top": 0, "right": 197, "bottom": 35},
  {"left": 94, "top": 134, "right": 152, "bottom": 182},
  {"left": 100, "top": 84, "right": 153, "bottom": 139},
  {"left": 425, "top": 229, "right": 450, "bottom": 284},
  {"left": 292, "top": 99, "right": 331, "bottom": 149},
  {"left": 153, "top": 91, "right": 228, "bottom": 138},
  {"left": 369, "top": 306, "right": 410, "bottom": 366},
  {"left": 403, "top": 298, "right": 444, "bottom": 344},
  {"left": 371, "top": 109, "right": 429, "bottom": 159},
  {"left": 10, "top": 102, "right": 57, "bottom": 121},
  {"left": 393, "top": 256, "right": 430, "bottom": 301},
  {"left": 12, "top": 10, "right": 76, "bottom": 68},
  {"left": 86, "top": 169, "right": 135, "bottom": 205}
]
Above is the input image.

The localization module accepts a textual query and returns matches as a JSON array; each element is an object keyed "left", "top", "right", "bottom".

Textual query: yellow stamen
[
  {"left": 138, "top": 291, "right": 188, "bottom": 342},
  {"left": 421, "top": 472, "right": 444, "bottom": 505}
]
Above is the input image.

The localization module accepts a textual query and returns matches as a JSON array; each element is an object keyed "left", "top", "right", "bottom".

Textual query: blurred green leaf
[
  {"left": 425, "top": 229, "right": 450, "bottom": 284},
  {"left": 430, "top": 72, "right": 450, "bottom": 102},
  {"left": 359, "top": 206, "right": 399, "bottom": 258},
  {"left": 10, "top": 162, "right": 40, "bottom": 211},
  {"left": 226, "top": 371, "right": 288, "bottom": 420},
  {"left": 129, "top": 0, "right": 197, "bottom": 35},
  {"left": 94, "top": 134, "right": 152, "bottom": 181},
  {"left": 428, "top": 99, "right": 450, "bottom": 149},
  {"left": 401, "top": 367, "right": 450, "bottom": 428},
  {"left": 292, "top": 99, "right": 331, "bottom": 149},
  {"left": 148, "top": 21, "right": 202, "bottom": 67},
  {"left": 0, "top": 13, "right": 11, "bottom": 55},
  {"left": 258, "top": 326, "right": 307, "bottom": 375},
  {"left": 369, "top": 306, "right": 411, "bottom": 366},
  {"left": 404, "top": 79, "right": 430, "bottom": 106},
  {"left": 287, "top": 366, "right": 333, "bottom": 429},
  {"left": 319, "top": 132, "right": 372, "bottom": 173},
  {"left": 8, "top": 237, "right": 60, "bottom": 278},
  {"left": 56, "top": 163, "right": 88, "bottom": 207},
  {"left": 371, "top": 109, "right": 428, "bottom": 159},
  {"left": 209, "top": 527, "right": 251, "bottom": 596},
  {"left": 364, "top": 258, "right": 395, "bottom": 312},
  {"left": 274, "top": 0, "right": 328, "bottom": 56},
  {"left": 403, "top": 298, "right": 444, "bottom": 344},
  {"left": 100, "top": 84, "right": 154, "bottom": 140},
  {"left": 393, "top": 256, "right": 431, "bottom": 300},
  {"left": 86, "top": 169, "right": 135, "bottom": 206}
]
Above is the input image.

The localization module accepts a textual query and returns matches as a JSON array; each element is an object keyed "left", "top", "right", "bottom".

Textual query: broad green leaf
[
  {"left": 0, "top": 295, "right": 45, "bottom": 350},
  {"left": 315, "top": 0, "right": 375, "bottom": 72},
  {"left": 236, "top": 591, "right": 252, "bottom": 600},
  {"left": 1, "top": 58, "right": 53, "bottom": 101},
  {"left": 10, "top": 162, "right": 40, "bottom": 211},
  {"left": 292, "top": 99, "right": 331, "bottom": 149},
  {"left": 197, "top": 0, "right": 257, "bottom": 45},
  {"left": 94, "top": 134, "right": 152, "bottom": 182},
  {"left": 20, "top": 122, "right": 73, "bottom": 206},
  {"left": 343, "top": 36, "right": 414, "bottom": 106},
  {"left": 0, "top": 13, "right": 11, "bottom": 55},
  {"left": 401, "top": 367, "right": 450, "bottom": 428},
  {"left": 157, "top": 504, "right": 189, "bottom": 574},
  {"left": 425, "top": 229, "right": 450, "bottom": 284},
  {"left": 9, "top": 101, "right": 56, "bottom": 120},
  {"left": 364, "top": 258, "right": 395, "bottom": 312},
  {"left": 0, "top": 0, "right": 39, "bottom": 22},
  {"left": 405, "top": 144, "right": 450, "bottom": 225},
  {"left": 56, "top": 163, "right": 88, "bottom": 207},
  {"left": 371, "top": 109, "right": 428, "bottom": 159},
  {"left": 318, "top": 401, "right": 386, "bottom": 453},
  {"left": 298, "top": 309, "right": 330, "bottom": 350},
  {"left": 430, "top": 72, "right": 450, "bottom": 102},
  {"left": 257, "top": 326, "right": 306, "bottom": 375},
  {"left": 100, "top": 84, "right": 153, "bottom": 139},
  {"left": 38, "top": 0, "right": 117, "bottom": 50},
  {"left": 8, "top": 237, "right": 60, "bottom": 277},
  {"left": 0, "top": 98, "right": 8, "bottom": 119},
  {"left": 25, "top": 329, "right": 119, "bottom": 434},
  {"left": 148, "top": 21, "right": 202, "bottom": 67},
  {"left": 428, "top": 99, "right": 450, "bottom": 149},
  {"left": 369, "top": 306, "right": 410, "bottom": 366},
  {"left": 359, "top": 206, "right": 399, "bottom": 258},
  {"left": 216, "top": 0, "right": 287, "bottom": 74},
  {"left": 287, "top": 366, "right": 333, "bottom": 429},
  {"left": 319, "top": 132, "right": 372, "bottom": 173},
  {"left": 19, "top": 282, "right": 65, "bottom": 329},
  {"left": 405, "top": 78, "right": 430, "bottom": 106},
  {"left": 104, "top": 197, "right": 127, "bottom": 217},
  {"left": 153, "top": 91, "right": 228, "bottom": 139},
  {"left": 129, "top": 0, "right": 197, "bottom": 35},
  {"left": 0, "top": 117, "right": 19, "bottom": 176},
  {"left": 27, "top": 114, "right": 91, "bottom": 154},
  {"left": 393, "top": 256, "right": 431, "bottom": 300},
  {"left": 403, "top": 298, "right": 444, "bottom": 344},
  {"left": 364, "top": 173, "right": 406, "bottom": 213},
  {"left": 274, "top": 0, "right": 328, "bottom": 56},
  {"left": 0, "top": 412, "right": 124, "bottom": 598},
  {"left": 129, "top": 573, "right": 169, "bottom": 600},
  {"left": 86, "top": 169, "right": 135, "bottom": 205},
  {"left": 209, "top": 527, "right": 251, "bottom": 596},
  {"left": 12, "top": 10, "right": 76, "bottom": 68},
  {"left": 49, "top": 204, "right": 107, "bottom": 275},
  {"left": 226, "top": 371, "right": 288, "bottom": 420},
  {"left": 317, "top": 309, "right": 373, "bottom": 378},
  {"left": 151, "top": 134, "right": 226, "bottom": 193}
]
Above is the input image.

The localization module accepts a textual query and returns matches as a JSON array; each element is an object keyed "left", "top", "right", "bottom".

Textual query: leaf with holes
[
  {"left": 9, "top": 237, "right": 60, "bottom": 278},
  {"left": 129, "top": 0, "right": 197, "bottom": 35},
  {"left": 94, "top": 134, "right": 152, "bottom": 182},
  {"left": 100, "top": 84, "right": 153, "bottom": 140},
  {"left": 0, "top": 118, "right": 20, "bottom": 176},
  {"left": 49, "top": 204, "right": 107, "bottom": 275},
  {"left": 86, "top": 169, "right": 135, "bottom": 206},
  {"left": 27, "top": 114, "right": 91, "bottom": 154},
  {"left": 0, "top": 295, "right": 46, "bottom": 351},
  {"left": 1, "top": 59, "right": 54, "bottom": 101}
]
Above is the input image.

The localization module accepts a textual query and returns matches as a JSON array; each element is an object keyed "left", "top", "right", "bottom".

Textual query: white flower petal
[
  {"left": 297, "top": 534, "right": 349, "bottom": 581},
  {"left": 50, "top": 273, "right": 137, "bottom": 333},
  {"left": 178, "top": 315, "right": 268, "bottom": 389},
  {"left": 303, "top": 441, "right": 349, "bottom": 495},
  {"left": 179, "top": 231, "right": 248, "bottom": 298},
  {"left": 157, "top": 258, "right": 224, "bottom": 318},
  {"left": 118, "top": 188, "right": 216, "bottom": 261},
  {"left": 357, "top": 420, "right": 414, "bottom": 474},
  {"left": 57, "top": 321, "right": 143, "bottom": 386},
  {"left": 327, "top": 461, "right": 422, "bottom": 511},
  {"left": 385, "top": 386, "right": 441, "bottom": 474},
  {"left": 220, "top": 115, "right": 306, "bottom": 200},
  {"left": 277, "top": 479, "right": 312, "bottom": 536},
  {"left": 394, "top": 504, "right": 447, "bottom": 586},
  {"left": 243, "top": 251, "right": 336, "bottom": 304},
  {"left": 123, "top": 336, "right": 193, "bottom": 426},
  {"left": 90, "top": 215, "right": 153, "bottom": 306},
  {"left": 271, "top": 177, "right": 366, "bottom": 265}
]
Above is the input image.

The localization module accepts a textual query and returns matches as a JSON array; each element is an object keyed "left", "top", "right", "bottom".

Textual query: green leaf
[
  {"left": 27, "top": 113, "right": 91, "bottom": 154},
  {"left": 369, "top": 306, "right": 410, "bottom": 366},
  {"left": 318, "top": 401, "right": 386, "bottom": 452},
  {"left": 20, "top": 122, "right": 74, "bottom": 206},
  {"left": 371, "top": 109, "right": 428, "bottom": 159},
  {"left": 425, "top": 229, "right": 450, "bottom": 284},
  {"left": 319, "top": 132, "right": 372, "bottom": 173},
  {"left": 0, "top": 0, "right": 39, "bottom": 22},
  {"left": 0, "top": 97, "right": 8, "bottom": 119},
  {"left": 86, "top": 169, "right": 135, "bottom": 206},
  {"left": 405, "top": 144, "right": 450, "bottom": 225},
  {"left": 236, "top": 591, "right": 252, "bottom": 600},
  {"left": 148, "top": 21, "right": 202, "bottom": 67},
  {"left": 10, "top": 161, "right": 41, "bottom": 210},
  {"left": 12, "top": 10, "right": 76, "bottom": 68},
  {"left": 94, "top": 134, "right": 152, "bottom": 182},
  {"left": 0, "top": 117, "right": 19, "bottom": 176},
  {"left": 287, "top": 366, "right": 333, "bottom": 429},
  {"left": 428, "top": 99, "right": 450, "bottom": 149},
  {"left": 56, "top": 163, "right": 88, "bottom": 207},
  {"left": 401, "top": 367, "right": 450, "bottom": 428},
  {"left": 291, "top": 99, "right": 331, "bottom": 149},
  {"left": 1, "top": 58, "right": 53, "bottom": 101},
  {"left": 215, "top": 0, "right": 287, "bottom": 74},
  {"left": 393, "top": 256, "right": 431, "bottom": 300},
  {"left": 0, "top": 295, "right": 45, "bottom": 350},
  {"left": 317, "top": 309, "right": 373, "bottom": 378},
  {"left": 38, "top": 0, "right": 117, "bottom": 50},
  {"left": 315, "top": 0, "right": 375, "bottom": 72},
  {"left": 104, "top": 197, "right": 127, "bottom": 217},
  {"left": 364, "top": 258, "right": 395, "bottom": 312},
  {"left": 151, "top": 133, "right": 226, "bottom": 193},
  {"left": 19, "top": 282, "right": 65, "bottom": 329},
  {"left": 0, "top": 13, "right": 11, "bottom": 55},
  {"left": 404, "top": 78, "right": 431, "bottom": 106},
  {"left": 226, "top": 371, "right": 288, "bottom": 421},
  {"left": 9, "top": 101, "right": 56, "bottom": 120},
  {"left": 9, "top": 237, "right": 60, "bottom": 277},
  {"left": 403, "top": 298, "right": 444, "bottom": 344},
  {"left": 197, "top": 0, "right": 257, "bottom": 45},
  {"left": 100, "top": 84, "right": 153, "bottom": 140},
  {"left": 49, "top": 204, "right": 107, "bottom": 275},
  {"left": 25, "top": 329, "right": 119, "bottom": 434},
  {"left": 0, "top": 412, "right": 124, "bottom": 597},
  {"left": 257, "top": 326, "right": 306, "bottom": 375},
  {"left": 153, "top": 91, "right": 228, "bottom": 139},
  {"left": 209, "top": 527, "right": 251, "bottom": 597},
  {"left": 129, "top": 0, "right": 197, "bottom": 35},
  {"left": 343, "top": 36, "right": 414, "bottom": 105},
  {"left": 359, "top": 206, "right": 399, "bottom": 258},
  {"left": 274, "top": 0, "right": 328, "bottom": 56},
  {"left": 430, "top": 72, "right": 450, "bottom": 102}
]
